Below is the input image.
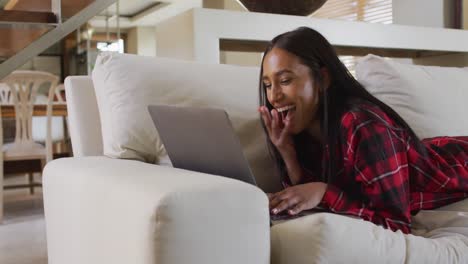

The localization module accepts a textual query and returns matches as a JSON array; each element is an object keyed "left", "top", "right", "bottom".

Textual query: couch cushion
[
  {"left": 271, "top": 198, "right": 468, "bottom": 264},
  {"left": 64, "top": 76, "right": 103, "bottom": 157},
  {"left": 270, "top": 213, "right": 406, "bottom": 264},
  {"left": 92, "top": 52, "right": 280, "bottom": 192},
  {"left": 356, "top": 54, "right": 468, "bottom": 140}
]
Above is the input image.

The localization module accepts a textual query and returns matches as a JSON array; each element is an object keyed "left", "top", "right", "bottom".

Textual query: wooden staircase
[{"left": 0, "top": 0, "right": 117, "bottom": 79}]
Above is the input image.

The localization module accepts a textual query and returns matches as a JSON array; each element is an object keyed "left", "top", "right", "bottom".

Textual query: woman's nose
[{"left": 270, "top": 85, "right": 283, "bottom": 103}]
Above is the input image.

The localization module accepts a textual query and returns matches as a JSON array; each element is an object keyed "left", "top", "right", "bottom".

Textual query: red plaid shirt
[{"left": 291, "top": 100, "right": 468, "bottom": 234}]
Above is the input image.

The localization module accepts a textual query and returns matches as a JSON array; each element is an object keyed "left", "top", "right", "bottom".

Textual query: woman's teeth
[
  {"left": 277, "top": 105, "right": 295, "bottom": 121},
  {"left": 277, "top": 105, "right": 296, "bottom": 113}
]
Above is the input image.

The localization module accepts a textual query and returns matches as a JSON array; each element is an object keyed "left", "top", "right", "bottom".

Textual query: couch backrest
[
  {"left": 356, "top": 54, "right": 468, "bottom": 139},
  {"left": 64, "top": 76, "right": 103, "bottom": 157},
  {"left": 66, "top": 53, "right": 468, "bottom": 193},
  {"left": 90, "top": 52, "right": 282, "bottom": 192}
]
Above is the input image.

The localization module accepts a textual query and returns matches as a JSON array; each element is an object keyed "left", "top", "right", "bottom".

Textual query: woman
[{"left": 259, "top": 27, "right": 468, "bottom": 234}]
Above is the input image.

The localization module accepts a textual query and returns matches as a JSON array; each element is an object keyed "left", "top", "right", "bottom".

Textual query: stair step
[
  {"left": 1, "top": 0, "right": 96, "bottom": 20},
  {"left": 0, "top": 27, "right": 50, "bottom": 58},
  {"left": 1, "top": 0, "right": 52, "bottom": 12},
  {"left": 0, "top": 10, "right": 58, "bottom": 24},
  {"left": 0, "top": 0, "right": 118, "bottom": 79},
  {"left": 62, "top": 0, "right": 95, "bottom": 19}
]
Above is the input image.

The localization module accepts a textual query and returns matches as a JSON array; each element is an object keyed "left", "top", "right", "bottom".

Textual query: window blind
[
  {"left": 312, "top": 0, "right": 392, "bottom": 24},
  {"left": 311, "top": 0, "right": 392, "bottom": 73}
]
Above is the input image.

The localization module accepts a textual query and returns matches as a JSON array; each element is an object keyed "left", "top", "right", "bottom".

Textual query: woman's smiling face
[{"left": 262, "top": 47, "right": 321, "bottom": 135}]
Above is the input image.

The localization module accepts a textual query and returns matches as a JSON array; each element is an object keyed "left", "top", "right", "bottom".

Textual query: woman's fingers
[
  {"left": 269, "top": 190, "right": 294, "bottom": 211},
  {"left": 271, "top": 109, "right": 285, "bottom": 139},
  {"left": 272, "top": 196, "right": 300, "bottom": 215},
  {"left": 270, "top": 109, "right": 278, "bottom": 132},
  {"left": 259, "top": 107, "right": 272, "bottom": 135},
  {"left": 288, "top": 202, "right": 306, "bottom": 215},
  {"left": 260, "top": 107, "right": 282, "bottom": 138},
  {"left": 276, "top": 110, "right": 285, "bottom": 129},
  {"left": 269, "top": 198, "right": 280, "bottom": 210},
  {"left": 268, "top": 188, "right": 309, "bottom": 215},
  {"left": 266, "top": 193, "right": 275, "bottom": 201},
  {"left": 279, "top": 117, "right": 292, "bottom": 142},
  {"left": 268, "top": 190, "right": 285, "bottom": 209},
  {"left": 259, "top": 107, "right": 291, "bottom": 150}
]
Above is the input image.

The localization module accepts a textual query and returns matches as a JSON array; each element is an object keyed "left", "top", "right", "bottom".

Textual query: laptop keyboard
[
  {"left": 270, "top": 211, "right": 310, "bottom": 221},
  {"left": 269, "top": 209, "right": 326, "bottom": 224}
]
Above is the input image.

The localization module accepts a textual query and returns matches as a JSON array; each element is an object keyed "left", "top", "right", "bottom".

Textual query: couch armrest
[{"left": 43, "top": 157, "right": 270, "bottom": 264}]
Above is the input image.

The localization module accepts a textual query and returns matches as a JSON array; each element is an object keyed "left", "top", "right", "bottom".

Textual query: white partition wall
[{"left": 155, "top": 8, "right": 468, "bottom": 67}]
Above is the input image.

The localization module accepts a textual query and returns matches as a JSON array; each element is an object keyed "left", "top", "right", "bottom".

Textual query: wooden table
[{"left": 0, "top": 104, "right": 67, "bottom": 117}]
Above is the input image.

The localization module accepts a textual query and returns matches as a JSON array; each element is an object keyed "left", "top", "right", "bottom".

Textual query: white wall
[
  {"left": 202, "top": 0, "right": 224, "bottom": 9},
  {"left": 223, "top": 0, "right": 245, "bottom": 11},
  {"left": 393, "top": 0, "right": 468, "bottom": 66},
  {"left": 127, "top": 27, "right": 138, "bottom": 54},
  {"left": 127, "top": 26, "right": 157, "bottom": 57},
  {"left": 137, "top": 27, "right": 157, "bottom": 57},
  {"left": 154, "top": 1, "right": 468, "bottom": 66},
  {"left": 393, "top": 0, "right": 453, "bottom": 28},
  {"left": 155, "top": 0, "right": 262, "bottom": 66},
  {"left": 464, "top": 0, "right": 468, "bottom": 29},
  {"left": 155, "top": 11, "right": 195, "bottom": 60},
  {"left": 221, "top": 0, "right": 262, "bottom": 66}
]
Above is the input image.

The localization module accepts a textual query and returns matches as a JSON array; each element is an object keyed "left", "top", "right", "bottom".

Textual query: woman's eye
[
  {"left": 264, "top": 83, "right": 272, "bottom": 89},
  {"left": 280, "top": 79, "right": 291, "bottom": 85}
]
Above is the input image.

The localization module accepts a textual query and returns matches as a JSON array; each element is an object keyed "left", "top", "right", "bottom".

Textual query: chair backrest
[
  {"left": 0, "top": 83, "right": 13, "bottom": 104},
  {"left": 1, "top": 70, "right": 59, "bottom": 162},
  {"left": 54, "top": 84, "right": 66, "bottom": 103}
]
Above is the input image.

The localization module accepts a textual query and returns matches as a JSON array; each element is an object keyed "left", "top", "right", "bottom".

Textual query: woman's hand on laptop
[{"left": 268, "top": 182, "right": 327, "bottom": 215}]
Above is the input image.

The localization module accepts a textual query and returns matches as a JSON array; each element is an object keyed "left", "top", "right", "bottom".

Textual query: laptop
[{"left": 147, "top": 104, "right": 313, "bottom": 224}]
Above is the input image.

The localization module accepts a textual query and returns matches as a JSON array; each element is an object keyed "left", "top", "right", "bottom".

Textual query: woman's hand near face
[
  {"left": 259, "top": 105, "right": 305, "bottom": 185},
  {"left": 258, "top": 106, "right": 295, "bottom": 157},
  {"left": 268, "top": 182, "right": 327, "bottom": 215}
]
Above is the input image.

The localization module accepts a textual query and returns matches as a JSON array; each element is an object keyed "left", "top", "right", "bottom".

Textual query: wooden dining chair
[
  {"left": 54, "top": 84, "right": 71, "bottom": 155},
  {"left": 0, "top": 70, "right": 59, "bottom": 223},
  {"left": 32, "top": 83, "right": 69, "bottom": 155},
  {"left": 0, "top": 83, "right": 12, "bottom": 103}
]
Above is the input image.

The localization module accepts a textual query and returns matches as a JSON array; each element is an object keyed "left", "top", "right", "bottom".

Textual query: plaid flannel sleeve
[{"left": 319, "top": 114, "right": 412, "bottom": 234}]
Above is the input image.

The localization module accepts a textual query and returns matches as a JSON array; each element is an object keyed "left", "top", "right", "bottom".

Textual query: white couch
[{"left": 43, "top": 53, "right": 468, "bottom": 264}]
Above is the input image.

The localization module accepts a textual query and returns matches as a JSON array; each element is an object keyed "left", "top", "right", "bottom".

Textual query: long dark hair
[{"left": 259, "top": 27, "right": 426, "bottom": 185}]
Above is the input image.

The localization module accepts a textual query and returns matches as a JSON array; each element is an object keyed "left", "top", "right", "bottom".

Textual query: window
[
  {"left": 312, "top": 0, "right": 392, "bottom": 24},
  {"left": 97, "top": 39, "right": 124, "bottom": 53},
  {"left": 311, "top": 0, "right": 392, "bottom": 73}
]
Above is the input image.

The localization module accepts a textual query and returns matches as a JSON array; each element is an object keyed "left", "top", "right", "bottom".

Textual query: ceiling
[
  {"left": 100, "top": 0, "right": 163, "bottom": 17},
  {"left": 89, "top": 0, "right": 203, "bottom": 29},
  {"left": 1, "top": 0, "right": 237, "bottom": 30},
  {"left": 1, "top": 0, "right": 100, "bottom": 18}
]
